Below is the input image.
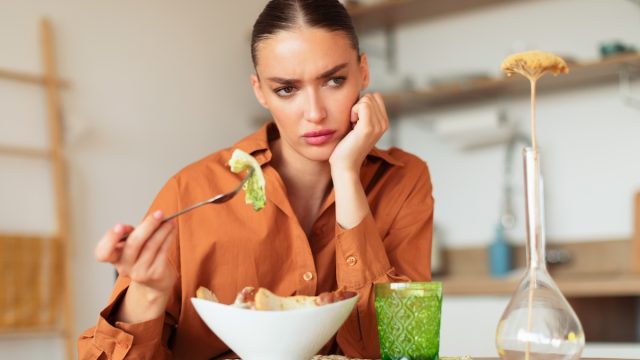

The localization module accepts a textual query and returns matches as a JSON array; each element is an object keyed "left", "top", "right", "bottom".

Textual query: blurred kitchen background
[{"left": 1, "top": 0, "right": 640, "bottom": 359}]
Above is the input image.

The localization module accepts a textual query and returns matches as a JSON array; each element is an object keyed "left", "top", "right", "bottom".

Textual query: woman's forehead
[{"left": 255, "top": 27, "right": 357, "bottom": 78}]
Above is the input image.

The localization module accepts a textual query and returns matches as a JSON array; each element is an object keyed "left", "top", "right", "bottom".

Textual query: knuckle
[
  {"left": 149, "top": 270, "right": 163, "bottom": 282},
  {"left": 116, "top": 266, "right": 129, "bottom": 278},
  {"left": 126, "top": 232, "right": 146, "bottom": 248},
  {"left": 95, "top": 252, "right": 108, "bottom": 262},
  {"left": 94, "top": 245, "right": 105, "bottom": 261},
  {"left": 130, "top": 268, "right": 145, "bottom": 282}
]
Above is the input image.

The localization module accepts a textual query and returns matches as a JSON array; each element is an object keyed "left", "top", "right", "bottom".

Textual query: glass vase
[{"left": 495, "top": 147, "right": 585, "bottom": 360}]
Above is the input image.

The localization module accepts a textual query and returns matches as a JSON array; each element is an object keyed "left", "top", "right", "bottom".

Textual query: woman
[{"left": 78, "top": 0, "right": 434, "bottom": 359}]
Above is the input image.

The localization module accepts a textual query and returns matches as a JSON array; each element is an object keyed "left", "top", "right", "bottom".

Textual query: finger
[
  {"left": 95, "top": 224, "right": 134, "bottom": 263},
  {"left": 372, "top": 92, "right": 388, "bottom": 117},
  {"left": 355, "top": 97, "right": 374, "bottom": 130},
  {"left": 355, "top": 94, "right": 374, "bottom": 114},
  {"left": 119, "top": 210, "right": 165, "bottom": 268},
  {"left": 365, "top": 93, "right": 387, "bottom": 133},
  {"left": 148, "top": 226, "right": 176, "bottom": 276},
  {"left": 133, "top": 220, "right": 175, "bottom": 272},
  {"left": 374, "top": 93, "right": 389, "bottom": 132},
  {"left": 357, "top": 104, "right": 371, "bottom": 129},
  {"left": 350, "top": 102, "right": 360, "bottom": 124}
]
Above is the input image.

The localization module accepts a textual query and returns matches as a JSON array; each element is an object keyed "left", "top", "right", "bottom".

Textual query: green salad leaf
[{"left": 228, "top": 149, "right": 266, "bottom": 211}]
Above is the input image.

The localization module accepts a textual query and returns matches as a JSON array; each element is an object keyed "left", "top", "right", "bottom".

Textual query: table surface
[
  {"left": 226, "top": 356, "right": 632, "bottom": 360},
  {"left": 306, "top": 357, "right": 635, "bottom": 360}
]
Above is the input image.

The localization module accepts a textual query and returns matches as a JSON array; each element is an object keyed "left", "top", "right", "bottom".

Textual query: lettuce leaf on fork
[{"left": 228, "top": 149, "right": 266, "bottom": 211}]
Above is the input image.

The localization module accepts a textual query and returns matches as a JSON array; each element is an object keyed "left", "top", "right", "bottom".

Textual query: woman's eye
[
  {"left": 327, "top": 77, "right": 346, "bottom": 87},
  {"left": 275, "top": 86, "right": 295, "bottom": 97}
]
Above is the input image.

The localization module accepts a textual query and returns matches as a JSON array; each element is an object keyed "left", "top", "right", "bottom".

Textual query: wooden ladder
[{"left": 0, "top": 18, "right": 74, "bottom": 360}]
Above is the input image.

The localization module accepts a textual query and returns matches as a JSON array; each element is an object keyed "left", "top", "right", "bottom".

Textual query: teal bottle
[{"left": 489, "top": 223, "right": 512, "bottom": 277}]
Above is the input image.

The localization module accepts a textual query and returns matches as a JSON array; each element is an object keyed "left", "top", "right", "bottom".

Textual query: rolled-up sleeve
[
  {"left": 335, "top": 161, "right": 434, "bottom": 359},
  {"left": 78, "top": 283, "right": 171, "bottom": 360}
]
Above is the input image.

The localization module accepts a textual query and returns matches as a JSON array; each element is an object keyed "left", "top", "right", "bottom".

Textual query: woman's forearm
[{"left": 332, "top": 169, "right": 369, "bottom": 229}]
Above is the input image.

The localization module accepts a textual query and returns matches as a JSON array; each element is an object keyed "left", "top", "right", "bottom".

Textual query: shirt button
[
  {"left": 346, "top": 256, "right": 358, "bottom": 266},
  {"left": 303, "top": 272, "right": 314, "bottom": 281}
]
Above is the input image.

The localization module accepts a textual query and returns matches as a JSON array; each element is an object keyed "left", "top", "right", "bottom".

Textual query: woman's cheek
[{"left": 271, "top": 101, "right": 297, "bottom": 123}]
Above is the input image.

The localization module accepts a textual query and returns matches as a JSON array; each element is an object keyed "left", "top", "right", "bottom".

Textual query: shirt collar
[
  {"left": 233, "top": 122, "right": 404, "bottom": 167},
  {"left": 232, "top": 122, "right": 274, "bottom": 166},
  {"left": 368, "top": 146, "right": 404, "bottom": 166}
]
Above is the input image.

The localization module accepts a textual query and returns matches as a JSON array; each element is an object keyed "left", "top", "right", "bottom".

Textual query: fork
[{"left": 119, "top": 168, "right": 254, "bottom": 241}]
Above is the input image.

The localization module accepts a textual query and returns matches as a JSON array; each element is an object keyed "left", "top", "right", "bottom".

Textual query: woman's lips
[{"left": 303, "top": 129, "right": 336, "bottom": 146}]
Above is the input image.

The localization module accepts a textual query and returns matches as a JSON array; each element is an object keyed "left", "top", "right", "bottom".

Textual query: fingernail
[
  {"left": 113, "top": 224, "right": 123, "bottom": 233},
  {"left": 153, "top": 210, "right": 163, "bottom": 219}
]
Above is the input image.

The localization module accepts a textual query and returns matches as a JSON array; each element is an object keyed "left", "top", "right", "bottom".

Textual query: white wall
[
  {"left": 363, "top": 0, "right": 640, "bottom": 356},
  {"left": 0, "top": 1, "right": 266, "bottom": 359}
]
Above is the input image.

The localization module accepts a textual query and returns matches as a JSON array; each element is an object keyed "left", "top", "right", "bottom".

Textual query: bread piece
[
  {"left": 254, "top": 288, "right": 318, "bottom": 311},
  {"left": 196, "top": 286, "right": 219, "bottom": 302}
]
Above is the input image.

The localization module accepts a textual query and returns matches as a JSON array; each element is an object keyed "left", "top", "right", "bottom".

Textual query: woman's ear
[
  {"left": 359, "top": 53, "right": 370, "bottom": 90},
  {"left": 251, "top": 74, "right": 269, "bottom": 109}
]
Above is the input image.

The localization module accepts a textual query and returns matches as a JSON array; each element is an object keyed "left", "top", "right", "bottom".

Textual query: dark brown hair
[{"left": 251, "top": 0, "right": 360, "bottom": 67}]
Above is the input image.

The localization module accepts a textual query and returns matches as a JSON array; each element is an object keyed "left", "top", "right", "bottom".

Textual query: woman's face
[{"left": 251, "top": 27, "right": 369, "bottom": 162}]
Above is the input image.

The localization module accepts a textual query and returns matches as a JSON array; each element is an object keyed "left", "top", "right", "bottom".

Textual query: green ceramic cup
[{"left": 374, "top": 282, "right": 443, "bottom": 360}]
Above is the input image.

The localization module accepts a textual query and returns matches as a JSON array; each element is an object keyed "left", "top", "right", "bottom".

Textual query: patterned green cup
[{"left": 374, "top": 282, "right": 443, "bottom": 360}]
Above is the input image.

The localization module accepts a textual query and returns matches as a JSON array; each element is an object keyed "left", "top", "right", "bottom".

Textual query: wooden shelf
[
  {"left": 381, "top": 53, "right": 640, "bottom": 116},
  {"left": 436, "top": 273, "right": 640, "bottom": 297},
  {"left": 347, "top": 0, "right": 540, "bottom": 33}
]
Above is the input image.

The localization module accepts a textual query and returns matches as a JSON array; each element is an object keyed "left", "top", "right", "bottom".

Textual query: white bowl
[{"left": 191, "top": 294, "right": 359, "bottom": 360}]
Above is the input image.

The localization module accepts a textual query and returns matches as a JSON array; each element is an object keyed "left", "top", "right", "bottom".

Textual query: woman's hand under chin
[
  {"left": 329, "top": 93, "right": 389, "bottom": 229},
  {"left": 329, "top": 92, "right": 389, "bottom": 177}
]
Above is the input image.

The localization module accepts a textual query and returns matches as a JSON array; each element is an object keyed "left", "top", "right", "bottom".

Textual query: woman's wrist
[
  {"left": 330, "top": 156, "right": 362, "bottom": 179},
  {"left": 115, "top": 281, "right": 170, "bottom": 324},
  {"left": 330, "top": 165, "right": 359, "bottom": 182}
]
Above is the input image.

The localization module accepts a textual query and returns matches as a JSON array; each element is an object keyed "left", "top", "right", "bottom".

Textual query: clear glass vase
[{"left": 495, "top": 147, "right": 585, "bottom": 360}]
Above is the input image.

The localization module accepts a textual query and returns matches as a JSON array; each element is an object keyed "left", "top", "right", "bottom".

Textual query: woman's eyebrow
[
  {"left": 266, "top": 63, "right": 349, "bottom": 84},
  {"left": 267, "top": 77, "right": 299, "bottom": 86},
  {"left": 317, "top": 63, "right": 348, "bottom": 79}
]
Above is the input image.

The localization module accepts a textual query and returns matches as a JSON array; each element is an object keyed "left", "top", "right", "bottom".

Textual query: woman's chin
[{"left": 301, "top": 144, "right": 336, "bottom": 162}]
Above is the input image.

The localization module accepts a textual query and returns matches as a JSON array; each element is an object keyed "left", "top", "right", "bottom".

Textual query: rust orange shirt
[{"left": 78, "top": 123, "right": 434, "bottom": 359}]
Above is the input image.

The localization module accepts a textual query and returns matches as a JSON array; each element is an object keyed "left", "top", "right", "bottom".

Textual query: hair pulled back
[{"left": 251, "top": 0, "right": 360, "bottom": 67}]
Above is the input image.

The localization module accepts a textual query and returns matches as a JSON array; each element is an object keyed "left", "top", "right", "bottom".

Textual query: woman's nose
[{"left": 304, "top": 90, "right": 327, "bottom": 123}]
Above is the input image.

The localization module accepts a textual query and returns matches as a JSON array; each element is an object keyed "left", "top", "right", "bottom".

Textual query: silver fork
[{"left": 119, "top": 168, "right": 254, "bottom": 241}]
